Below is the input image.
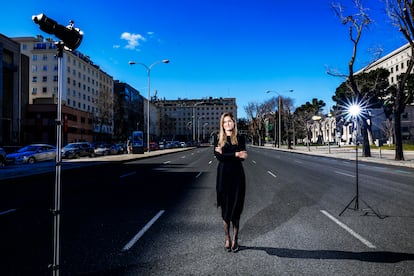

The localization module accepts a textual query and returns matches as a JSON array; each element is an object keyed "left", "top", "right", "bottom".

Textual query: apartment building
[
  {"left": 154, "top": 97, "right": 237, "bottom": 142},
  {"left": 13, "top": 35, "right": 114, "bottom": 143}
]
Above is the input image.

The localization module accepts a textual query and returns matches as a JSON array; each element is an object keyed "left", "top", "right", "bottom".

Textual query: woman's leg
[
  {"left": 231, "top": 219, "right": 239, "bottom": 252},
  {"left": 223, "top": 220, "right": 231, "bottom": 251}
]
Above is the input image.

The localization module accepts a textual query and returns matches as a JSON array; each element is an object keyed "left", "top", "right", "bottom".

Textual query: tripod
[{"left": 339, "top": 143, "right": 384, "bottom": 219}]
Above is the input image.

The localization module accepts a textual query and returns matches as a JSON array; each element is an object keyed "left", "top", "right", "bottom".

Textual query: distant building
[
  {"left": 355, "top": 42, "right": 414, "bottom": 143},
  {"left": 13, "top": 35, "right": 114, "bottom": 143},
  {"left": 154, "top": 97, "right": 237, "bottom": 142},
  {"left": 113, "top": 81, "right": 144, "bottom": 141},
  {"left": 0, "top": 33, "right": 29, "bottom": 146}
]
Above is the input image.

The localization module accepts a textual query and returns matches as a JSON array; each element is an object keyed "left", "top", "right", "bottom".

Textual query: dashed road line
[
  {"left": 267, "top": 171, "right": 277, "bottom": 178},
  {"left": 119, "top": 171, "right": 136, "bottom": 178},
  {"left": 122, "top": 210, "right": 165, "bottom": 251},
  {"left": 320, "top": 210, "right": 376, "bottom": 249},
  {"left": 334, "top": 171, "right": 355, "bottom": 177},
  {"left": 0, "top": 208, "right": 17, "bottom": 216},
  {"left": 195, "top": 172, "right": 203, "bottom": 178}
]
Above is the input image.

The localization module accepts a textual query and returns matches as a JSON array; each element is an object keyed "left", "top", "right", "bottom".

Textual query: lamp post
[
  {"left": 129, "top": 59, "right": 169, "bottom": 152},
  {"left": 192, "top": 102, "right": 204, "bottom": 143},
  {"left": 266, "top": 89, "right": 293, "bottom": 148}
]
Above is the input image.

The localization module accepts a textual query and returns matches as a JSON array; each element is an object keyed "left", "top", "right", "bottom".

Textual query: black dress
[{"left": 214, "top": 135, "right": 246, "bottom": 223}]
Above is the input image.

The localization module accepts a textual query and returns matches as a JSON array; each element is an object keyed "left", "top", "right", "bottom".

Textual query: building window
[
  {"left": 396, "top": 65, "right": 399, "bottom": 72},
  {"left": 42, "top": 87, "right": 47, "bottom": 93},
  {"left": 53, "top": 75, "right": 58, "bottom": 82},
  {"left": 43, "top": 65, "right": 48, "bottom": 71},
  {"left": 32, "top": 76, "right": 38, "bottom": 82},
  {"left": 32, "top": 65, "right": 38, "bottom": 72},
  {"left": 33, "top": 55, "right": 38, "bottom": 61},
  {"left": 32, "top": 88, "right": 37, "bottom": 94},
  {"left": 42, "top": 76, "right": 47, "bottom": 82},
  {"left": 42, "top": 55, "right": 48, "bottom": 61}
]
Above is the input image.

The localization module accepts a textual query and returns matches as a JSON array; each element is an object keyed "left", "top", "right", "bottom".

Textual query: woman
[{"left": 214, "top": 112, "right": 247, "bottom": 252}]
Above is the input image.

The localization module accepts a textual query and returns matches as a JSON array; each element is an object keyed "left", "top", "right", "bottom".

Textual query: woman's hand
[
  {"left": 236, "top": 150, "right": 247, "bottom": 160},
  {"left": 215, "top": 146, "right": 222, "bottom": 154}
]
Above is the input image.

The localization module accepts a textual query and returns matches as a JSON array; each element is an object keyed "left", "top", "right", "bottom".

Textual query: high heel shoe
[
  {"left": 231, "top": 240, "right": 239, "bottom": 253},
  {"left": 225, "top": 239, "right": 231, "bottom": 252}
]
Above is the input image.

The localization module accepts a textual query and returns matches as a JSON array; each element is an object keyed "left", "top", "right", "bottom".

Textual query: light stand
[
  {"left": 33, "top": 13, "right": 83, "bottom": 276},
  {"left": 339, "top": 111, "right": 383, "bottom": 219}
]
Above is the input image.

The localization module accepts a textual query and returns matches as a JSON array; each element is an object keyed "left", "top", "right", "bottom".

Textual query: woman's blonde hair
[{"left": 218, "top": 112, "right": 238, "bottom": 147}]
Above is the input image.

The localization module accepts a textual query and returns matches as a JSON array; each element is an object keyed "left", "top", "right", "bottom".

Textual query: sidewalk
[
  {"left": 0, "top": 147, "right": 193, "bottom": 180},
  {"left": 262, "top": 144, "right": 414, "bottom": 168}
]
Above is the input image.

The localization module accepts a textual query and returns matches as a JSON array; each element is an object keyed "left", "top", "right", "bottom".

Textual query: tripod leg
[
  {"left": 339, "top": 196, "right": 357, "bottom": 216},
  {"left": 361, "top": 200, "right": 386, "bottom": 219}
]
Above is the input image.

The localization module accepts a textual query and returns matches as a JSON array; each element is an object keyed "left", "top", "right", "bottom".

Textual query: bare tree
[
  {"left": 384, "top": 0, "right": 414, "bottom": 160},
  {"left": 331, "top": 0, "right": 374, "bottom": 157},
  {"left": 244, "top": 102, "right": 269, "bottom": 146},
  {"left": 95, "top": 89, "right": 114, "bottom": 142}
]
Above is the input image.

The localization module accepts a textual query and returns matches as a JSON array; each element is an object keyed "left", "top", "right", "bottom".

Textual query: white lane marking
[
  {"left": 320, "top": 210, "right": 376, "bottom": 249},
  {"left": 195, "top": 172, "right": 202, "bottom": 178},
  {"left": 0, "top": 209, "right": 17, "bottom": 216},
  {"left": 181, "top": 155, "right": 186, "bottom": 159},
  {"left": 119, "top": 171, "right": 136, "bottom": 178},
  {"left": 252, "top": 160, "right": 257, "bottom": 164},
  {"left": 267, "top": 171, "right": 277, "bottom": 178},
  {"left": 294, "top": 160, "right": 302, "bottom": 164},
  {"left": 209, "top": 160, "right": 213, "bottom": 165},
  {"left": 122, "top": 210, "right": 165, "bottom": 252},
  {"left": 334, "top": 171, "right": 355, "bottom": 178},
  {"left": 163, "top": 161, "right": 171, "bottom": 164}
]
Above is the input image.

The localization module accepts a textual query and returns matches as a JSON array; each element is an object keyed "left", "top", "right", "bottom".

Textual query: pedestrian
[{"left": 214, "top": 112, "right": 247, "bottom": 253}]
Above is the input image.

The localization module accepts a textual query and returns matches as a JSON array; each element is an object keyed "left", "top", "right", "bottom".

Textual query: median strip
[{"left": 122, "top": 210, "right": 165, "bottom": 251}]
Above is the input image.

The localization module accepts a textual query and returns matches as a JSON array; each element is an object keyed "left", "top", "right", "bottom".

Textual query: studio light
[{"left": 32, "top": 13, "right": 83, "bottom": 50}]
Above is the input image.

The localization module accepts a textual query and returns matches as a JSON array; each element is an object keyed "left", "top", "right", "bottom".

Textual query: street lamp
[
  {"left": 129, "top": 59, "right": 169, "bottom": 152},
  {"left": 266, "top": 89, "right": 293, "bottom": 148}
]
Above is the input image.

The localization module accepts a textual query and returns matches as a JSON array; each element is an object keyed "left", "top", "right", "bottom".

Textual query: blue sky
[{"left": 0, "top": 0, "right": 407, "bottom": 118}]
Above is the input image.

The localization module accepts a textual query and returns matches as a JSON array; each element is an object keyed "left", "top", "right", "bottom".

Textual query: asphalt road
[{"left": 0, "top": 146, "right": 413, "bottom": 275}]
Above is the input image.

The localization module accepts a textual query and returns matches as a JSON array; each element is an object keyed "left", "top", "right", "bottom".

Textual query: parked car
[
  {"left": 144, "top": 142, "right": 159, "bottom": 151},
  {"left": 94, "top": 143, "right": 111, "bottom": 156},
  {"left": 0, "top": 147, "right": 6, "bottom": 167},
  {"left": 6, "top": 144, "right": 56, "bottom": 164},
  {"left": 62, "top": 142, "right": 95, "bottom": 159}
]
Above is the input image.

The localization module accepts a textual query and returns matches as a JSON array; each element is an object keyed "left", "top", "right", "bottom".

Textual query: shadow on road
[{"left": 240, "top": 246, "right": 414, "bottom": 263}]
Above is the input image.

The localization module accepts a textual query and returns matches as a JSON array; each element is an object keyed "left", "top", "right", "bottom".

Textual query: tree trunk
[
  {"left": 394, "top": 111, "right": 405, "bottom": 160},
  {"left": 361, "top": 119, "right": 371, "bottom": 157}
]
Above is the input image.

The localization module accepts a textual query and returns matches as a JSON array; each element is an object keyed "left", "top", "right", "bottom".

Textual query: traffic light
[{"left": 32, "top": 13, "right": 83, "bottom": 50}]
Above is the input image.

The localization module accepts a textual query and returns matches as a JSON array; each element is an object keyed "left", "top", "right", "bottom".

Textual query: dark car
[
  {"left": 6, "top": 144, "right": 56, "bottom": 164},
  {"left": 62, "top": 142, "right": 95, "bottom": 159},
  {"left": 0, "top": 147, "right": 6, "bottom": 167}
]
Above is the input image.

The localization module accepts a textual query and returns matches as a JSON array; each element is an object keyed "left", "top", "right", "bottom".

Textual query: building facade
[
  {"left": 356, "top": 42, "right": 414, "bottom": 143},
  {"left": 0, "top": 33, "right": 29, "bottom": 146},
  {"left": 154, "top": 97, "right": 237, "bottom": 142},
  {"left": 13, "top": 35, "right": 114, "bottom": 143}
]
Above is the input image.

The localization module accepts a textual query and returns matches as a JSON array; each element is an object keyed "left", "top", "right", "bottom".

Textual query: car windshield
[{"left": 17, "top": 145, "right": 39, "bottom": 152}]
